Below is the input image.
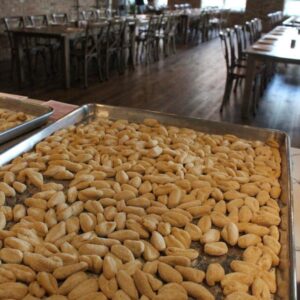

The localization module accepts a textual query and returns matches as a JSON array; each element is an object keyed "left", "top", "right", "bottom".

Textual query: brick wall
[{"left": 245, "top": 0, "right": 284, "bottom": 30}]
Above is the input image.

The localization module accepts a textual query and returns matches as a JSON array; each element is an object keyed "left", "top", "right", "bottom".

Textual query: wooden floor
[{"left": 1, "top": 38, "right": 300, "bottom": 147}]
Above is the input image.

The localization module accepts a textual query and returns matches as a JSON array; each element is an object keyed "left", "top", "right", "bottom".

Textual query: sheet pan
[{"left": 0, "top": 103, "right": 295, "bottom": 299}]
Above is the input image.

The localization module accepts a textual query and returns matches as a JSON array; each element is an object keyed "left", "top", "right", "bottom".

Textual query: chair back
[
  {"left": 94, "top": 9, "right": 105, "bottom": 20},
  {"left": 81, "top": 10, "right": 95, "bottom": 21},
  {"left": 146, "top": 16, "right": 161, "bottom": 38},
  {"left": 3, "top": 16, "right": 24, "bottom": 49},
  {"left": 252, "top": 18, "right": 262, "bottom": 40},
  {"left": 28, "top": 15, "right": 48, "bottom": 27},
  {"left": 107, "top": 19, "right": 126, "bottom": 49},
  {"left": 52, "top": 13, "right": 69, "bottom": 24},
  {"left": 219, "top": 28, "right": 237, "bottom": 72},
  {"left": 159, "top": 15, "right": 169, "bottom": 32},
  {"left": 234, "top": 25, "right": 246, "bottom": 61},
  {"left": 86, "top": 22, "right": 106, "bottom": 54},
  {"left": 245, "top": 21, "right": 255, "bottom": 45},
  {"left": 169, "top": 15, "right": 179, "bottom": 36},
  {"left": 105, "top": 9, "right": 117, "bottom": 18},
  {"left": 163, "top": 15, "right": 178, "bottom": 36},
  {"left": 267, "top": 11, "right": 283, "bottom": 29}
]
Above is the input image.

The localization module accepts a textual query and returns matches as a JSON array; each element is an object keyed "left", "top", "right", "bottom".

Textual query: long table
[{"left": 242, "top": 26, "right": 300, "bottom": 117}]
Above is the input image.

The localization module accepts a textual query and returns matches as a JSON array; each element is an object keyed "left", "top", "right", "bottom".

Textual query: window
[
  {"left": 201, "top": 0, "right": 246, "bottom": 11},
  {"left": 284, "top": 0, "right": 300, "bottom": 16}
]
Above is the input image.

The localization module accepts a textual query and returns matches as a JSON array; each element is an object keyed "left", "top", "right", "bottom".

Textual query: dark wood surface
[
  {"left": 242, "top": 26, "right": 300, "bottom": 117},
  {"left": 1, "top": 38, "right": 300, "bottom": 147}
]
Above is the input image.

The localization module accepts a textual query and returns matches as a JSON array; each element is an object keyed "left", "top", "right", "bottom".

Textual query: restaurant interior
[{"left": 0, "top": 0, "right": 300, "bottom": 299}]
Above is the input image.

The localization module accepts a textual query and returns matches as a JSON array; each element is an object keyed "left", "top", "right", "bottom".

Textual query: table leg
[
  {"left": 14, "top": 34, "right": 24, "bottom": 88},
  {"left": 242, "top": 55, "right": 256, "bottom": 118},
  {"left": 62, "top": 36, "right": 71, "bottom": 89}
]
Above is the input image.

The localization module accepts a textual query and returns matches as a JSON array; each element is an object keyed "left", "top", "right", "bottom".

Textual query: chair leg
[
  {"left": 252, "top": 74, "right": 261, "bottom": 116},
  {"left": 155, "top": 41, "right": 159, "bottom": 61},
  {"left": 25, "top": 51, "right": 34, "bottom": 84},
  {"left": 84, "top": 57, "right": 88, "bottom": 88},
  {"left": 164, "top": 38, "right": 168, "bottom": 57},
  {"left": 105, "top": 53, "right": 109, "bottom": 80},
  {"left": 50, "top": 47, "right": 56, "bottom": 75},
  {"left": 233, "top": 78, "right": 239, "bottom": 93},
  {"left": 220, "top": 76, "right": 233, "bottom": 112},
  {"left": 140, "top": 42, "right": 145, "bottom": 64},
  {"left": 135, "top": 42, "right": 140, "bottom": 64},
  {"left": 172, "top": 37, "right": 176, "bottom": 54},
  {"left": 117, "top": 51, "right": 122, "bottom": 75},
  {"left": 10, "top": 53, "right": 16, "bottom": 80},
  {"left": 96, "top": 57, "right": 103, "bottom": 82},
  {"left": 40, "top": 50, "right": 49, "bottom": 77}
]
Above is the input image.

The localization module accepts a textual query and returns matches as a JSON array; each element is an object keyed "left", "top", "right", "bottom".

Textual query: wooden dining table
[
  {"left": 9, "top": 16, "right": 149, "bottom": 89},
  {"left": 10, "top": 25, "right": 86, "bottom": 89},
  {"left": 283, "top": 16, "right": 300, "bottom": 27},
  {"left": 242, "top": 26, "right": 300, "bottom": 118}
]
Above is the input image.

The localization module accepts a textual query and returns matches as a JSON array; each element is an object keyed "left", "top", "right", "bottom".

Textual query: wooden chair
[
  {"left": 189, "top": 13, "right": 207, "bottom": 44},
  {"left": 252, "top": 18, "right": 262, "bottom": 41},
  {"left": 120, "top": 19, "right": 138, "bottom": 71},
  {"left": 28, "top": 14, "right": 61, "bottom": 75},
  {"left": 136, "top": 16, "right": 161, "bottom": 64},
  {"left": 209, "top": 9, "right": 229, "bottom": 38},
  {"left": 51, "top": 13, "right": 69, "bottom": 25},
  {"left": 103, "top": 19, "right": 126, "bottom": 79},
  {"left": 267, "top": 11, "right": 283, "bottom": 30},
  {"left": 80, "top": 10, "right": 99, "bottom": 21},
  {"left": 71, "top": 22, "right": 105, "bottom": 87},
  {"left": 234, "top": 25, "right": 248, "bottom": 66},
  {"left": 245, "top": 21, "right": 255, "bottom": 45},
  {"left": 27, "top": 15, "right": 49, "bottom": 27},
  {"left": 162, "top": 15, "right": 179, "bottom": 56},
  {"left": 3, "top": 16, "right": 24, "bottom": 79},
  {"left": 94, "top": 9, "right": 105, "bottom": 20},
  {"left": 219, "top": 29, "right": 247, "bottom": 111},
  {"left": 105, "top": 9, "right": 117, "bottom": 18},
  {"left": 220, "top": 28, "right": 263, "bottom": 114},
  {"left": 4, "top": 16, "right": 48, "bottom": 82}
]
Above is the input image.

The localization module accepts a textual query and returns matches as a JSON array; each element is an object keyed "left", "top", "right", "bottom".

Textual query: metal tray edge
[{"left": 0, "top": 98, "right": 54, "bottom": 144}]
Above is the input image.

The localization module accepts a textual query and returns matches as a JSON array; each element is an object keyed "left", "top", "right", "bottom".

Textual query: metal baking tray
[
  {"left": 0, "top": 97, "right": 53, "bottom": 144},
  {"left": 0, "top": 103, "right": 296, "bottom": 299}
]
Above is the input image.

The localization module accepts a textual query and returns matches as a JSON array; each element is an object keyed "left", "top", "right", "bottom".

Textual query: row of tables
[
  {"left": 9, "top": 9, "right": 225, "bottom": 89},
  {"left": 242, "top": 24, "right": 300, "bottom": 118},
  {"left": 10, "top": 15, "right": 150, "bottom": 89}
]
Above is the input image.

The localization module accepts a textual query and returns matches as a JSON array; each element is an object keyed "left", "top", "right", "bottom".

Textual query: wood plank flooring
[{"left": 1, "top": 38, "right": 300, "bottom": 147}]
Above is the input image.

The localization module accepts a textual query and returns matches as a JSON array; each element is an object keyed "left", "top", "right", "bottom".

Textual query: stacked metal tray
[
  {"left": 0, "top": 97, "right": 53, "bottom": 144},
  {"left": 0, "top": 103, "right": 296, "bottom": 299}
]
